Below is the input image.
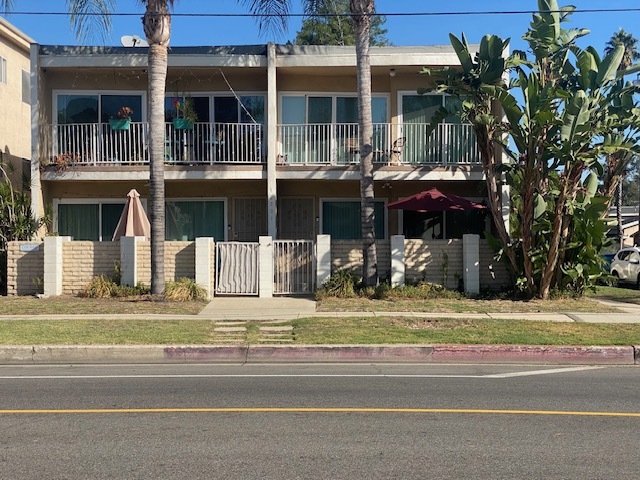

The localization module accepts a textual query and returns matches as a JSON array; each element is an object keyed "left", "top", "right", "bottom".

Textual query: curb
[{"left": 0, "top": 344, "right": 637, "bottom": 365}]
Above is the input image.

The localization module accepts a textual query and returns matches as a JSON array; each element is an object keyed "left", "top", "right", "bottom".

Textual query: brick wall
[
  {"left": 405, "top": 239, "right": 463, "bottom": 289},
  {"left": 331, "top": 240, "right": 391, "bottom": 280},
  {"left": 6, "top": 242, "right": 44, "bottom": 296},
  {"left": 137, "top": 241, "right": 195, "bottom": 285},
  {"left": 479, "top": 240, "right": 511, "bottom": 289},
  {"left": 62, "top": 242, "right": 120, "bottom": 295}
]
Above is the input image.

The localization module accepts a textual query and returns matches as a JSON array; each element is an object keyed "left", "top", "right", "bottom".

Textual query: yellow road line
[{"left": 1, "top": 407, "right": 640, "bottom": 417}]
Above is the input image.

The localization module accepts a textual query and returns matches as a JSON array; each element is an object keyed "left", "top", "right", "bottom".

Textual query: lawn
[
  {"left": 315, "top": 296, "right": 617, "bottom": 313},
  {"left": 1, "top": 317, "right": 639, "bottom": 346},
  {"left": 586, "top": 285, "right": 640, "bottom": 305},
  {"left": 0, "top": 296, "right": 207, "bottom": 316}
]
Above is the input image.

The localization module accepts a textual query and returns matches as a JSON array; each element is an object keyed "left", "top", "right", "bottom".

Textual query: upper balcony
[
  {"left": 39, "top": 121, "right": 264, "bottom": 169},
  {"left": 38, "top": 121, "right": 479, "bottom": 170},
  {"left": 278, "top": 122, "right": 479, "bottom": 166}
]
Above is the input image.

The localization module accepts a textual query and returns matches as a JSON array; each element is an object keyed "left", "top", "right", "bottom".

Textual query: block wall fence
[{"left": 6, "top": 235, "right": 511, "bottom": 297}]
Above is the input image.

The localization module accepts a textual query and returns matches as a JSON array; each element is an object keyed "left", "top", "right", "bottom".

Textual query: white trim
[
  {"left": 0, "top": 56, "right": 6, "bottom": 84},
  {"left": 319, "top": 197, "right": 388, "bottom": 240}
]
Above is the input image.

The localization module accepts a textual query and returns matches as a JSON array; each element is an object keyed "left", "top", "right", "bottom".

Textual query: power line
[{"left": 3, "top": 9, "right": 640, "bottom": 18}]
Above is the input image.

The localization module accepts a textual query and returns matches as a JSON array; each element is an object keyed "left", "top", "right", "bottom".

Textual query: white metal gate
[
  {"left": 273, "top": 240, "right": 315, "bottom": 295},
  {"left": 215, "top": 242, "right": 259, "bottom": 295}
]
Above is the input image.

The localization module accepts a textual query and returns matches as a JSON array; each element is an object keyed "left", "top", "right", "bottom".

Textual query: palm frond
[
  {"left": 66, "top": 0, "right": 117, "bottom": 44},
  {"left": 238, "top": 0, "right": 291, "bottom": 37}
]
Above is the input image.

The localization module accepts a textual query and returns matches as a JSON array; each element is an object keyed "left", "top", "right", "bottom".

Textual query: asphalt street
[{"left": 1, "top": 363, "right": 639, "bottom": 479}]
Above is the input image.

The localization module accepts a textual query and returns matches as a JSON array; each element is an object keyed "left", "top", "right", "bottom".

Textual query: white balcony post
[
  {"left": 267, "top": 43, "right": 278, "bottom": 238},
  {"left": 391, "top": 235, "right": 405, "bottom": 288},
  {"left": 316, "top": 234, "right": 331, "bottom": 288},
  {"left": 463, "top": 234, "right": 480, "bottom": 295},
  {"left": 259, "top": 236, "right": 274, "bottom": 298}
]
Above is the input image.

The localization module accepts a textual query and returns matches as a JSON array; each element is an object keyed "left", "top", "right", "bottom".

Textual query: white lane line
[
  {"left": 0, "top": 367, "right": 606, "bottom": 380},
  {"left": 482, "top": 366, "right": 606, "bottom": 378}
]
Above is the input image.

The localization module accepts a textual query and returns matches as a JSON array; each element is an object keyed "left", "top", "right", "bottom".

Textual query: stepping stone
[
  {"left": 214, "top": 327, "right": 247, "bottom": 333},
  {"left": 259, "top": 326, "right": 293, "bottom": 332}
]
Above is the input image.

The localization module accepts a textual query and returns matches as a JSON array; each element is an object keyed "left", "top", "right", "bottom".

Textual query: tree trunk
[
  {"left": 351, "top": 0, "right": 377, "bottom": 287},
  {"left": 143, "top": 3, "right": 171, "bottom": 295}
]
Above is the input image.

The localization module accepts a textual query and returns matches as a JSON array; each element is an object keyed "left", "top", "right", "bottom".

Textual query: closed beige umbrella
[{"left": 112, "top": 189, "right": 151, "bottom": 241}]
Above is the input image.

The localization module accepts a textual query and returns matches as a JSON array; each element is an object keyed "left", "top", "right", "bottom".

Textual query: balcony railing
[
  {"left": 40, "top": 122, "right": 264, "bottom": 167},
  {"left": 277, "top": 123, "right": 479, "bottom": 166}
]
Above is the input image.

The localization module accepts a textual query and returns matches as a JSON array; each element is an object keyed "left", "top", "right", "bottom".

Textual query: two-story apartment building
[
  {"left": 0, "top": 17, "right": 33, "bottom": 187},
  {"left": 31, "top": 42, "right": 503, "bottom": 248}
]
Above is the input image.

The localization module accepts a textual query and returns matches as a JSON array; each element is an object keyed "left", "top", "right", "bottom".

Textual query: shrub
[
  {"left": 81, "top": 275, "right": 117, "bottom": 298},
  {"left": 317, "top": 269, "right": 360, "bottom": 298},
  {"left": 164, "top": 277, "right": 206, "bottom": 301}
]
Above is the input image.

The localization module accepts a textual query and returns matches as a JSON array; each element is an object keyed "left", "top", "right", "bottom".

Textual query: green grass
[
  {"left": 316, "top": 296, "right": 616, "bottom": 313},
  {"left": 586, "top": 285, "right": 640, "bottom": 305},
  {"left": 291, "top": 317, "right": 640, "bottom": 346},
  {"left": 0, "top": 296, "right": 207, "bottom": 316},
  {"left": 1, "top": 317, "right": 639, "bottom": 346}
]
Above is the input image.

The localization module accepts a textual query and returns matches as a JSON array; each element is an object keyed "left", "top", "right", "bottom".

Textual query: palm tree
[
  {"left": 605, "top": 29, "right": 640, "bottom": 249},
  {"left": 241, "top": 0, "right": 379, "bottom": 286},
  {"left": 5, "top": 0, "right": 380, "bottom": 290},
  {"left": 1, "top": 0, "right": 174, "bottom": 295}
]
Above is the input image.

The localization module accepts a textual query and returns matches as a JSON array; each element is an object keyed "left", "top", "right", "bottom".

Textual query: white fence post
[
  {"left": 463, "top": 234, "right": 480, "bottom": 295},
  {"left": 316, "top": 234, "right": 331, "bottom": 289},
  {"left": 259, "top": 236, "right": 274, "bottom": 298},
  {"left": 120, "top": 236, "right": 145, "bottom": 287},
  {"left": 391, "top": 235, "right": 405, "bottom": 288},
  {"left": 44, "top": 236, "right": 71, "bottom": 296},
  {"left": 195, "top": 237, "right": 214, "bottom": 299}
]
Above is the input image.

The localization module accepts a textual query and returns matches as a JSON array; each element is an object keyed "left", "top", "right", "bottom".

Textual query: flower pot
[
  {"left": 109, "top": 119, "right": 131, "bottom": 130},
  {"left": 173, "top": 118, "right": 194, "bottom": 130}
]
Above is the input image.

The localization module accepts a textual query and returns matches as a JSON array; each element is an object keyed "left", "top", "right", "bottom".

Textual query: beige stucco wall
[
  {"left": 0, "top": 21, "right": 32, "bottom": 170},
  {"left": 6, "top": 241, "right": 44, "bottom": 296}
]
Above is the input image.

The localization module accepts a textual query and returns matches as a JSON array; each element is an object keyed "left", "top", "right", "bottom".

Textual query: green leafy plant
[{"left": 164, "top": 277, "right": 206, "bottom": 302}]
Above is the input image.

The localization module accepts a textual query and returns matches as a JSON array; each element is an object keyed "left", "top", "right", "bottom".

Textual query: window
[
  {"left": 0, "top": 56, "right": 6, "bottom": 84},
  {"left": 165, "top": 200, "right": 225, "bottom": 241},
  {"left": 56, "top": 93, "right": 143, "bottom": 124},
  {"left": 57, "top": 202, "right": 124, "bottom": 241},
  {"left": 281, "top": 94, "right": 388, "bottom": 164},
  {"left": 163, "top": 95, "right": 265, "bottom": 124},
  {"left": 22, "top": 69, "right": 29, "bottom": 103},
  {"left": 403, "top": 209, "right": 488, "bottom": 240},
  {"left": 322, "top": 200, "right": 386, "bottom": 240}
]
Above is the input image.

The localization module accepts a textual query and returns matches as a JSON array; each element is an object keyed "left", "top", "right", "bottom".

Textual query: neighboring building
[
  {"left": 0, "top": 17, "right": 33, "bottom": 187},
  {"left": 30, "top": 43, "right": 508, "bottom": 244},
  {"left": 607, "top": 206, "right": 640, "bottom": 248}
]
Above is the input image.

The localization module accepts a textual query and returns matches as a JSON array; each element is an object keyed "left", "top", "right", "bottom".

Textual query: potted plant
[
  {"left": 172, "top": 97, "right": 198, "bottom": 130},
  {"left": 109, "top": 106, "right": 133, "bottom": 130}
]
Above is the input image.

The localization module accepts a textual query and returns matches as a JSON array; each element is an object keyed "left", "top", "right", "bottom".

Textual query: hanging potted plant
[
  {"left": 109, "top": 106, "right": 133, "bottom": 130},
  {"left": 172, "top": 97, "right": 198, "bottom": 130}
]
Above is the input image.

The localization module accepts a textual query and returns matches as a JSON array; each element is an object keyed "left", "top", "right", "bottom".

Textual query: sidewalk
[{"left": 0, "top": 297, "right": 639, "bottom": 366}]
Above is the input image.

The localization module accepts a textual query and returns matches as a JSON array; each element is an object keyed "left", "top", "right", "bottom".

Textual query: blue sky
[{"left": 2, "top": 0, "right": 640, "bottom": 55}]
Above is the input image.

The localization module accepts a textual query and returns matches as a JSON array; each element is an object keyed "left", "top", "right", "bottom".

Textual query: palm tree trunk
[
  {"left": 351, "top": 0, "right": 377, "bottom": 287},
  {"left": 143, "top": 2, "right": 171, "bottom": 295}
]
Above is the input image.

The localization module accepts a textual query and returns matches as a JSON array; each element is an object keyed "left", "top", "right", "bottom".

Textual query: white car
[{"left": 610, "top": 247, "right": 640, "bottom": 288}]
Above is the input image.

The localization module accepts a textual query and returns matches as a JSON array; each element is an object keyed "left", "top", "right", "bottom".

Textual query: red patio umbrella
[
  {"left": 385, "top": 188, "right": 486, "bottom": 212},
  {"left": 112, "top": 189, "right": 151, "bottom": 241}
]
